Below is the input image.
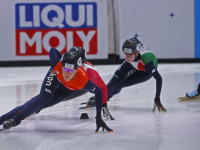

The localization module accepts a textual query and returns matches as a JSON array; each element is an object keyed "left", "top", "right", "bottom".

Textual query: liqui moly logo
[{"left": 15, "top": 3, "right": 97, "bottom": 56}]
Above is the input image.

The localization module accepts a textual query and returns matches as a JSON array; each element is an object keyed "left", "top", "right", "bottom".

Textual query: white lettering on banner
[
  {"left": 65, "top": 63, "right": 74, "bottom": 69},
  {"left": 86, "top": 5, "right": 94, "bottom": 26},
  {"left": 20, "top": 32, "right": 42, "bottom": 54},
  {"left": 76, "top": 31, "right": 96, "bottom": 52},
  {"left": 43, "top": 31, "right": 66, "bottom": 52},
  {"left": 20, "top": 6, "right": 32, "bottom": 27},
  {"left": 41, "top": 5, "right": 64, "bottom": 28},
  {"left": 67, "top": 31, "right": 73, "bottom": 50},
  {"left": 20, "top": 5, "right": 40, "bottom": 27},
  {"left": 19, "top": 31, "right": 96, "bottom": 53},
  {"left": 19, "top": 4, "right": 93, "bottom": 28},
  {"left": 65, "top": 5, "right": 85, "bottom": 27},
  {"left": 33, "top": 6, "right": 40, "bottom": 27}
]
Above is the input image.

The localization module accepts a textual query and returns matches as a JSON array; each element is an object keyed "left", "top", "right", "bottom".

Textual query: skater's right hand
[
  {"left": 102, "top": 103, "right": 115, "bottom": 120},
  {"left": 95, "top": 116, "right": 113, "bottom": 133},
  {"left": 152, "top": 97, "right": 167, "bottom": 112}
]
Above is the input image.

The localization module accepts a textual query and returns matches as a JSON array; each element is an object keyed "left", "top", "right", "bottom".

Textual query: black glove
[
  {"left": 152, "top": 97, "right": 167, "bottom": 112},
  {"left": 95, "top": 116, "right": 113, "bottom": 133},
  {"left": 102, "top": 103, "right": 115, "bottom": 120}
]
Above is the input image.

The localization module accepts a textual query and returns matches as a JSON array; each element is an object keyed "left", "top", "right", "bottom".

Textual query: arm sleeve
[
  {"left": 144, "top": 61, "right": 162, "bottom": 98},
  {"left": 82, "top": 80, "right": 103, "bottom": 116},
  {"left": 49, "top": 48, "right": 62, "bottom": 69},
  {"left": 86, "top": 68, "right": 108, "bottom": 104}
]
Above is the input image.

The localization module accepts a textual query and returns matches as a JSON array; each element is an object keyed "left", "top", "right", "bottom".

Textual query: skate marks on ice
[{"left": 1, "top": 65, "right": 200, "bottom": 150}]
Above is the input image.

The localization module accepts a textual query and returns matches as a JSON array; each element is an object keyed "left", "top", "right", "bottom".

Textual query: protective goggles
[{"left": 63, "top": 68, "right": 74, "bottom": 73}]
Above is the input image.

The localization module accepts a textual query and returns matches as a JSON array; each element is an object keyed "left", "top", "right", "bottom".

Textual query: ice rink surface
[{"left": 0, "top": 64, "right": 200, "bottom": 150}]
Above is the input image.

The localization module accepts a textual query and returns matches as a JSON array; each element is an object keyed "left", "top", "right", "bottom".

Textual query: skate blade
[
  {"left": 79, "top": 105, "right": 95, "bottom": 109},
  {"left": 177, "top": 96, "right": 200, "bottom": 101}
]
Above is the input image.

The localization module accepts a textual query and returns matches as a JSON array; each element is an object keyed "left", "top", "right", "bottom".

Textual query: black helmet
[
  {"left": 60, "top": 50, "right": 82, "bottom": 69},
  {"left": 122, "top": 37, "right": 143, "bottom": 54},
  {"left": 69, "top": 47, "right": 87, "bottom": 62}
]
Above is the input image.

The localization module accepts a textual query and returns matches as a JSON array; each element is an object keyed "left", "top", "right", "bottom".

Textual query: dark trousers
[
  {"left": 107, "top": 61, "right": 152, "bottom": 99},
  {"left": 0, "top": 69, "right": 76, "bottom": 125}
]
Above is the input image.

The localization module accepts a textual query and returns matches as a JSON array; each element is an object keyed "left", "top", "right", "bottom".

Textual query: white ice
[{"left": 0, "top": 64, "right": 200, "bottom": 150}]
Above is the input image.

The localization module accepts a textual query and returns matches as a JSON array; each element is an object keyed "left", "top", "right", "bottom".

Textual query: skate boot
[
  {"left": 3, "top": 119, "right": 16, "bottom": 130},
  {"left": 186, "top": 90, "right": 199, "bottom": 98},
  {"left": 79, "top": 97, "right": 96, "bottom": 109},
  {"left": 87, "top": 97, "right": 96, "bottom": 106},
  {"left": 89, "top": 96, "right": 95, "bottom": 101}
]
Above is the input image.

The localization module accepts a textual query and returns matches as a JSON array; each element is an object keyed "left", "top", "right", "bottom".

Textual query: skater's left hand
[
  {"left": 102, "top": 103, "right": 115, "bottom": 120},
  {"left": 152, "top": 97, "right": 167, "bottom": 112},
  {"left": 95, "top": 116, "right": 113, "bottom": 133}
]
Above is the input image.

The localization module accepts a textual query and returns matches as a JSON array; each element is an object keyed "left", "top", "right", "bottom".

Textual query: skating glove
[
  {"left": 95, "top": 116, "right": 113, "bottom": 133},
  {"left": 152, "top": 97, "right": 167, "bottom": 112},
  {"left": 102, "top": 103, "right": 115, "bottom": 120}
]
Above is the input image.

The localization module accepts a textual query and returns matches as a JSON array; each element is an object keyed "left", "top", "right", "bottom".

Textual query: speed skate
[{"left": 177, "top": 95, "right": 200, "bottom": 101}]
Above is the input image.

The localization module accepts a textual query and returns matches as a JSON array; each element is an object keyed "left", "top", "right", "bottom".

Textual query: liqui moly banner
[{"left": 0, "top": 0, "right": 108, "bottom": 60}]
